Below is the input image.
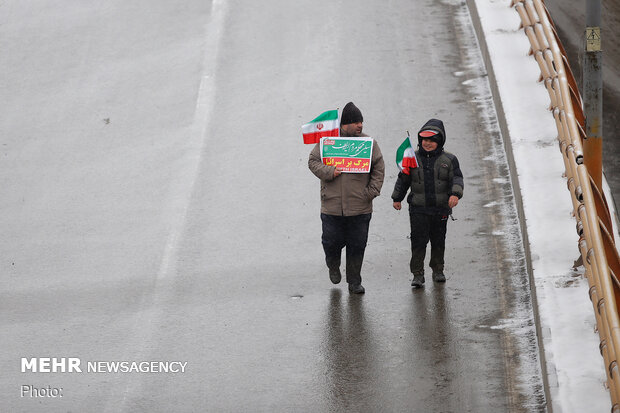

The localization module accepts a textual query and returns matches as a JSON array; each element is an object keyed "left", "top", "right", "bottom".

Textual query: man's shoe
[
  {"left": 411, "top": 273, "right": 425, "bottom": 288},
  {"left": 432, "top": 271, "right": 446, "bottom": 283},
  {"left": 329, "top": 268, "right": 342, "bottom": 284},
  {"left": 348, "top": 283, "right": 365, "bottom": 294}
]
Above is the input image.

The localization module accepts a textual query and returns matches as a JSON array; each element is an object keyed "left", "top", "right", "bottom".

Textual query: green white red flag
[
  {"left": 396, "top": 134, "right": 418, "bottom": 175},
  {"left": 302, "top": 109, "right": 339, "bottom": 144}
]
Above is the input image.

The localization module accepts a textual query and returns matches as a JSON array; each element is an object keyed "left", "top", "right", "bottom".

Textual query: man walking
[{"left": 308, "top": 102, "right": 385, "bottom": 294}]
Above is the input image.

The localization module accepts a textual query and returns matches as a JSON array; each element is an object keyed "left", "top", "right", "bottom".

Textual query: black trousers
[
  {"left": 410, "top": 212, "right": 448, "bottom": 275},
  {"left": 321, "top": 213, "right": 372, "bottom": 285}
]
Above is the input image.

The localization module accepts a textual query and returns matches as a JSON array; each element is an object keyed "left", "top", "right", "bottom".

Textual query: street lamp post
[{"left": 583, "top": 0, "right": 603, "bottom": 189}]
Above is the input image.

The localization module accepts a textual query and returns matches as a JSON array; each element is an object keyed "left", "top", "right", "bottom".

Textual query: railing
[{"left": 511, "top": 0, "right": 620, "bottom": 410}]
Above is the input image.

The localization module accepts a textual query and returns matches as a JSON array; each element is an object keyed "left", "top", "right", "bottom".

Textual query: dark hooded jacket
[{"left": 391, "top": 118, "right": 463, "bottom": 214}]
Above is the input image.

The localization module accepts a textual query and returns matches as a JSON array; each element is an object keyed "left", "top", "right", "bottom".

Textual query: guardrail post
[
  {"left": 583, "top": 0, "right": 603, "bottom": 189},
  {"left": 512, "top": 2, "right": 620, "bottom": 407}
]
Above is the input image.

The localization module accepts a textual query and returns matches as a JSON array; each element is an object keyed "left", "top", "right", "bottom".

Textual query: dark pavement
[{"left": 1, "top": 1, "right": 548, "bottom": 412}]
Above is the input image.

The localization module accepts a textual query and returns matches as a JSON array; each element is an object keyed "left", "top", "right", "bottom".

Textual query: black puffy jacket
[{"left": 391, "top": 118, "right": 464, "bottom": 214}]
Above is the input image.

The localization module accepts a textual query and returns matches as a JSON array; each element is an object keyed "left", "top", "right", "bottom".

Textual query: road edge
[{"left": 465, "top": 0, "right": 555, "bottom": 411}]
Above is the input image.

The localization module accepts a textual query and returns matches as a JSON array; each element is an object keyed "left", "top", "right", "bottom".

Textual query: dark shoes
[
  {"left": 329, "top": 268, "right": 342, "bottom": 284},
  {"left": 432, "top": 271, "right": 446, "bottom": 283},
  {"left": 412, "top": 271, "right": 446, "bottom": 287},
  {"left": 411, "top": 273, "right": 425, "bottom": 288},
  {"left": 329, "top": 267, "right": 363, "bottom": 293}
]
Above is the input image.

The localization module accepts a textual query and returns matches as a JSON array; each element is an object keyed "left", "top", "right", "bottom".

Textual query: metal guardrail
[{"left": 510, "top": 0, "right": 620, "bottom": 410}]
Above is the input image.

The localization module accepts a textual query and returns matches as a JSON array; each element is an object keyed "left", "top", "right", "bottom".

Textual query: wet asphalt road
[{"left": 1, "top": 0, "right": 545, "bottom": 411}]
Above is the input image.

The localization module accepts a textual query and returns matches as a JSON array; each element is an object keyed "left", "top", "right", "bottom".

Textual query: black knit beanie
[{"left": 340, "top": 102, "right": 363, "bottom": 125}]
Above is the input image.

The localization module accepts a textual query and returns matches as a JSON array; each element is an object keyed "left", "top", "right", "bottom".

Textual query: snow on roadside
[{"left": 470, "top": 0, "right": 609, "bottom": 411}]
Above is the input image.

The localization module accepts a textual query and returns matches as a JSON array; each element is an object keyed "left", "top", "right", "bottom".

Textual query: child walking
[{"left": 392, "top": 118, "right": 464, "bottom": 288}]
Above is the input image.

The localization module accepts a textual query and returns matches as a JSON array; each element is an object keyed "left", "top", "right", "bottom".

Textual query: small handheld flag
[
  {"left": 301, "top": 109, "right": 339, "bottom": 144},
  {"left": 396, "top": 131, "right": 419, "bottom": 175}
]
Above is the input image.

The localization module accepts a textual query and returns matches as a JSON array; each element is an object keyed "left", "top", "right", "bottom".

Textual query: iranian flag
[
  {"left": 396, "top": 134, "right": 419, "bottom": 175},
  {"left": 302, "top": 109, "right": 339, "bottom": 144}
]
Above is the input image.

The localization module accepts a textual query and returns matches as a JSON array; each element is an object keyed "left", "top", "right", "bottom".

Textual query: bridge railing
[{"left": 511, "top": 0, "right": 620, "bottom": 410}]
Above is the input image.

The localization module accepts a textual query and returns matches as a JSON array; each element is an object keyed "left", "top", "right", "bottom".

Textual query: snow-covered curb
[{"left": 468, "top": 0, "right": 610, "bottom": 411}]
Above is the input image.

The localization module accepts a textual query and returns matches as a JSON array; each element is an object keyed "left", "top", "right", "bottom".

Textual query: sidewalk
[{"left": 468, "top": 0, "right": 612, "bottom": 411}]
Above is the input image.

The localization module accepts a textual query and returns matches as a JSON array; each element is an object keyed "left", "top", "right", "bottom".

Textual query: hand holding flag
[{"left": 396, "top": 131, "right": 418, "bottom": 175}]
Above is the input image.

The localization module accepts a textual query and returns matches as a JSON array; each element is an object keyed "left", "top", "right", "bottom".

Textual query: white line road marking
[{"left": 104, "top": 1, "right": 229, "bottom": 411}]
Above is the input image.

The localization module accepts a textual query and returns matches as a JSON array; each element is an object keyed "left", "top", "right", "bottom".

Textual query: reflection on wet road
[{"left": 1, "top": 0, "right": 548, "bottom": 411}]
